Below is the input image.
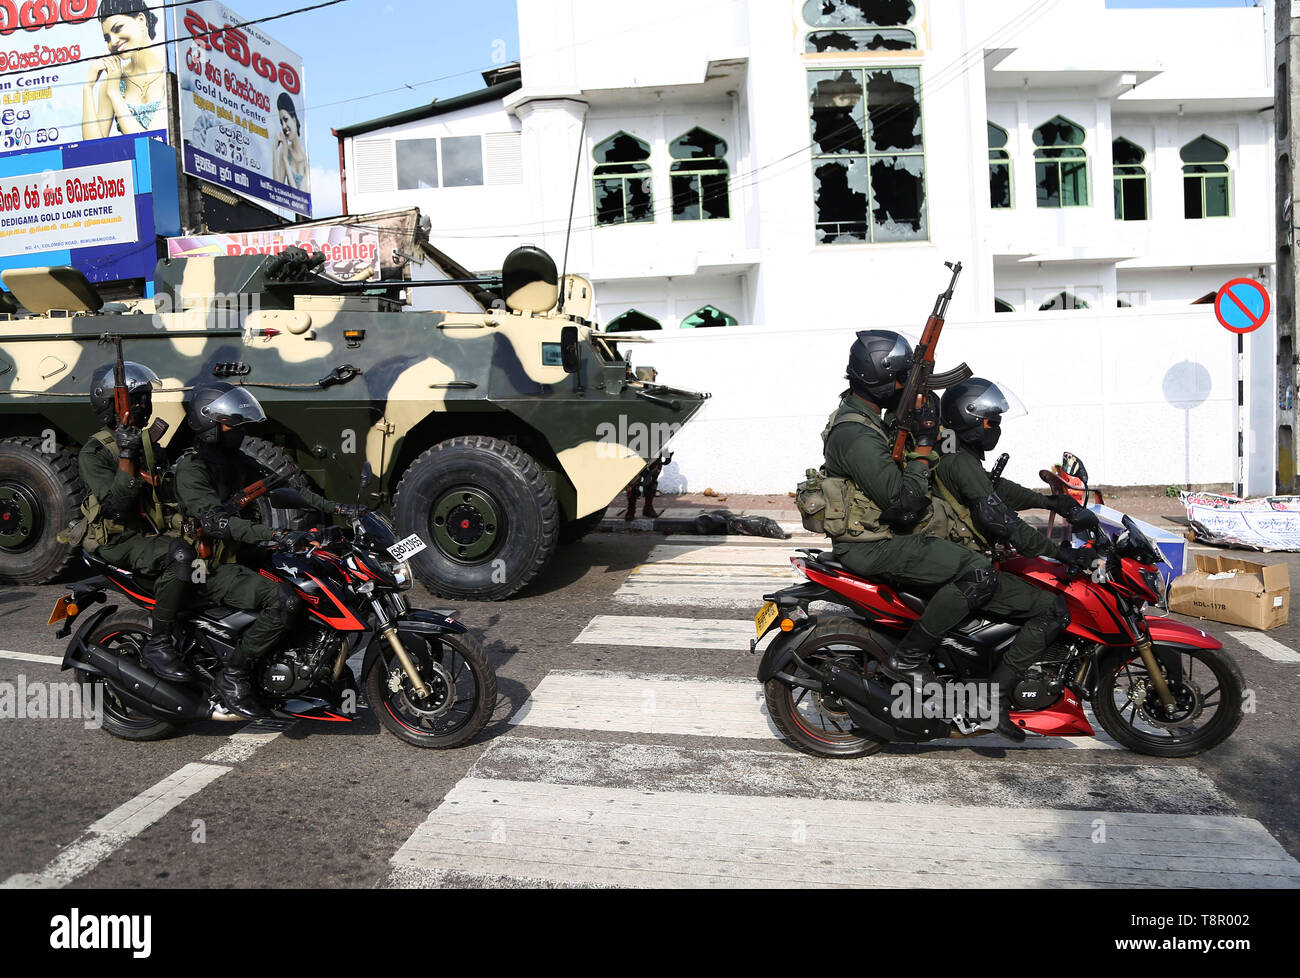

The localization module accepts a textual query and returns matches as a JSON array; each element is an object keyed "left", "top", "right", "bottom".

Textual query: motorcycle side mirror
[
  {"left": 270, "top": 487, "right": 313, "bottom": 510},
  {"left": 1062, "top": 452, "right": 1089, "bottom": 487},
  {"left": 356, "top": 461, "right": 373, "bottom": 506},
  {"left": 560, "top": 325, "right": 581, "bottom": 374}
]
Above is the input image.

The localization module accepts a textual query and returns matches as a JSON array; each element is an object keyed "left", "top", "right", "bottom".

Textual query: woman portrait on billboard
[
  {"left": 273, "top": 93, "right": 311, "bottom": 193},
  {"left": 81, "top": 0, "right": 166, "bottom": 141}
]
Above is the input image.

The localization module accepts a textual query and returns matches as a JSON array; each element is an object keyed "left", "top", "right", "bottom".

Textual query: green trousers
[
  {"left": 835, "top": 535, "right": 1059, "bottom": 671},
  {"left": 98, "top": 533, "right": 187, "bottom": 627},
  {"left": 202, "top": 563, "right": 287, "bottom": 660}
]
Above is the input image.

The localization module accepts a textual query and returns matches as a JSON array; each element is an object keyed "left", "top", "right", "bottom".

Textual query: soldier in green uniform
[
  {"left": 76, "top": 362, "right": 197, "bottom": 684},
  {"left": 174, "top": 384, "right": 365, "bottom": 719},
  {"left": 934, "top": 377, "right": 1101, "bottom": 734}
]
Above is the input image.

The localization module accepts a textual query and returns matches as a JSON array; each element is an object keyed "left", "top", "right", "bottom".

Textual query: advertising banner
[
  {"left": 167, "top": 224, "right": 380, "bottom": 279},
  {"left": 173, "top": 1, "right": 311, "bottom": 217},
  {"left": 0, "top": 158, "right": 137, "bottom": 257},
  {"left": 0, "top": 0, "right": 169, "bottom": 156}
]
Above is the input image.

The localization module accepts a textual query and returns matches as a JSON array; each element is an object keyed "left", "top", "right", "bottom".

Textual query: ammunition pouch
[
  {"left": 59, "top": 493, "right": 127, "bottom": 554},
  {"left": 796, "top": 467, "right": 892, "bottom": 543}
]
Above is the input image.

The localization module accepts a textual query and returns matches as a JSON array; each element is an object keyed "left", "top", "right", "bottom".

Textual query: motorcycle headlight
[{"left": 390, "top": 559, "right": 413, "bottom": 591}]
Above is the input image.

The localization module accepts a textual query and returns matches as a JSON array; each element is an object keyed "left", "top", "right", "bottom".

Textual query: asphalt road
[{"left": 0, "top": 530, "right": 1297, "bottom": 890}]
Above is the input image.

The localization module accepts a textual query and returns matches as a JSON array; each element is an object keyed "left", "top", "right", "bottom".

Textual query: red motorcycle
[{"left": 755, "top": 508, "right": 1244, "bottom": 759}]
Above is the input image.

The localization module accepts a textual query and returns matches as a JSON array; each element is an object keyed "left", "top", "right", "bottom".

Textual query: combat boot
[
  {"left": 140, "top": 631, "right": 199, "bottom": 685},
  {"left": 214, "top": 646, "right": 274, "bottom": 720},
  {"left": 882, "top": 624, "right": 938, "bottom": 687},
  {"left": 984, "top": 662, "right": 1026, "bottom": 742}
]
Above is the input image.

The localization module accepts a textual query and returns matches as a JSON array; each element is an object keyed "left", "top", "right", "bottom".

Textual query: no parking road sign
[{"left": 1215, "top": 278, "right": 1271, "bottom": 334}]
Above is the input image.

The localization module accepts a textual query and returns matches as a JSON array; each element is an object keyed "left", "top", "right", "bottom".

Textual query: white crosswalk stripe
[
  {"left": 613, "top": 540, "right": 802, "bottom": 608},
  {"left": 1227, "top": 631, "right": 1300, "bottom": 663}
]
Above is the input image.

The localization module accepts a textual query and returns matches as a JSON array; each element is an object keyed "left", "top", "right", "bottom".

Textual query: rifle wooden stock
[{"left": 891, "top": 262, "right": 964, "bottom": 463}]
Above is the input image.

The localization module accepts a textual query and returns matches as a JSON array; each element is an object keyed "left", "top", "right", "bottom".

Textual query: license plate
[
  {"left": 388, "top": 534, "right": 428, "bottom": 562},
  {"left": 47, "top": 593, "right": 75, "bottom": 627},
  {"left": 754, "top": 601, "right": 779, "bottom": 638}
]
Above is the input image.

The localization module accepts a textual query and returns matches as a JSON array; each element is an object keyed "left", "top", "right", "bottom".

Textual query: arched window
[
  {"left": 593, "top": 132, "right": 654, "bottom": 226},
  {"left": 1113, "top": 137, "right": 1148, "bottom": 221},
  {"left": 670, "top": 128, "right": 730, "bottom": 221},
  {"left": 605, "top": 310, "right": 662, "bottom": 333},
  {"left": 1181, "top": 135, "right": 1230, "bottom": 219},
  {"left": 988, "top": 123, "right": 1012, "bottom": 209},
  {"left": 681, "top": 305, "right": 738, "bottom": 328},
  {"left": 994, "top": 297, "right": 1015, "bottom": 313},
  {"left": 1039, "top": 291, "right": 1090, "bottom": 311},
  {"left": 1033, "top": 116, "right": 1088, "bottom": 208},
  {"left": 803, "top": 0, "right": 917, "bottom": 52}
]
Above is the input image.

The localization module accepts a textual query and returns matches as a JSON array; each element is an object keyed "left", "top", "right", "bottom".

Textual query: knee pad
[
  {"left": 166, "top": 540, "right": 198, "bottom": 582},
  {"left": 956, "top": 564, "right": 998, "bottom": 610}
]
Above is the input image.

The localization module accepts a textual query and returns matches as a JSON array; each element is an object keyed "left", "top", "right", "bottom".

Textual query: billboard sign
[
  {"left": 0, "top": 0, "right": 169, "bottom": 156},
  {"left": 167, "top": 224, "right": 380, "bottom": 280},
  {"left": 0, "top": 158, "right": 137, "bottom": 256},
  {"left": 173, "top": 1, "right": 311, "bottom": 217}
]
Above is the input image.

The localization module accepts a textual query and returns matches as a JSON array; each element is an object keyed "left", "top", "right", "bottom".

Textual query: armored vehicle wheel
[
  {"left": 393, "top": 436, "right": 559, "bottom": 600},
  {"left": 0, "top": 437, "right": 84, "bottom": 585},
  {"left": 559, "top": 505, "right": 608, "bottom": 545},
  {"left": 240, "top": 436, "right": 315, "bottom": 531}
]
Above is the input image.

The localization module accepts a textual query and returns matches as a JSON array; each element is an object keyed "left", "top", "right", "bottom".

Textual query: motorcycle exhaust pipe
[
  {"left": 69, "top": 641, "right": 212, "bottom": 724},
  {"left": 823, "top": 662, "right": 948, "bottom": 744}
]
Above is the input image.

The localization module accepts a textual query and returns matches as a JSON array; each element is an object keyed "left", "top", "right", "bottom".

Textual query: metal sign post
[{"left": 1215, "top": 278, "right": 1272, "bottom": 499}]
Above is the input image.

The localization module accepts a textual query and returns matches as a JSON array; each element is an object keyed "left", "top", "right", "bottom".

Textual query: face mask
[
  {"left": 977, "top": 424, "right": 1002, "bottom": 452},
  {"left": 219, "top": 428, "right": 245, "bottom": 454},
  {"left": 877, "top": 386, "right": 904, "bottom": 412}
]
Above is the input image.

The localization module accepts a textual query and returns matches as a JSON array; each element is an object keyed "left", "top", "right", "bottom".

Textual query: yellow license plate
[
  {"left": 754, "top": 601, "right": 779, "bottom": 638},
  {"left": 47, "top": 593, "right": 75, "bottom": 627}
]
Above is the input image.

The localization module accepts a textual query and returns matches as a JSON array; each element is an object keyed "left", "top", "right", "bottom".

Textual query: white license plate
[{"left": 388, "top": 534, "right": 428, "bottom": 561}]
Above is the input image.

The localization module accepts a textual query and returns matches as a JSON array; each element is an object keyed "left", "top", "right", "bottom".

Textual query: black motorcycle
[{"left": 49, "top": 472, "right": 496, "bottom": 749}]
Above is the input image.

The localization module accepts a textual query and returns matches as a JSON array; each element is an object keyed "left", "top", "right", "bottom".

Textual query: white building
[{"left": 337, "top": 0, "right": 1277, "bottom": 494}]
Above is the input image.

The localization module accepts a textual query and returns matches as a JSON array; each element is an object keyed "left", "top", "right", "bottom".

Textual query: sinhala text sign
[
  {"left": 0, "top": 0, "right": 169, "bottom": 156},
  {"left": 174, "top": 1, "right": 311, "bottom": 217},
  {"left": 0, "top": 158, "right": 137, "bottom": 257}
]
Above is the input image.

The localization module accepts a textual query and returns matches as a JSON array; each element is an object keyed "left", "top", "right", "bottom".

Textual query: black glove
[
  {"left": 907, "top": 393, "right": 942, "bottom": 449},
  {"left": 1045, "top": 494, "right": 1100, "bottom": 534},
  {"left": 274, "top": 529, "right": 320, "bottom": 552},
  {"left": 334, "top": 502, "right": 367, "bottom": 521},
  {"left": 1056, "top": 543, "right": 1093, "bottom": 573},
  {"left": 114, "top": 425, "right": 143, "bottom": 458}
]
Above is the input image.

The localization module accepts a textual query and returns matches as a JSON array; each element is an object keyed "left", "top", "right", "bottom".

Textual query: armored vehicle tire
[
  {"left": 393, "top": 436, "right": 559, "bottom": 601},
  {"left": 559, "top": 506, "right": 609, "bottom": 545},
  {"left": 240, "top": 436, "right": 316, "bottom": 532},
  {"left": 0, "top": 437, "right": 85, "bottom": 585}
]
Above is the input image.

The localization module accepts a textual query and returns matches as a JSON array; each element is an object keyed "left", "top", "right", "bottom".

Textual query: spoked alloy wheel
[
  {"left": 1094, "top": 646, "right": 1244, "bottom": 757},
  {"left": 365, "top": 629, "right": 496, "bottom": 749},
  {"left": 81, "top": 610, "right": 179, "bottom": 742},
  {"left": 764, "top": 618, "right": 888, "bottom": 758}
]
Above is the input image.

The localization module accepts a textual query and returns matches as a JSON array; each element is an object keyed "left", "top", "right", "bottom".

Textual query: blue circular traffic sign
[{"left": 1214, "top": 279, "right": 1271, "bottom": 334}]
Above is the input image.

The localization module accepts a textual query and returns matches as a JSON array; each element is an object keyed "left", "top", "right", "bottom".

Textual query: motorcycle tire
[
  {"left": 365, "top": 627, "right": 496, "bottom": 749},
  {"left": 1093, "top": 644, "right": 1245, "bottom": 758},
  {"left": 79, "top": 609, "right": 180, "bottom": 742},
  {"left": 764, "top": 617, "right": 889, "bottom": 759}
]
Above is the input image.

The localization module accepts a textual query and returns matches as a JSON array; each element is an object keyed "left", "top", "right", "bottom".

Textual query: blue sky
[{"left": 222, "top": 0, "right": 1257, "bottom": 217}]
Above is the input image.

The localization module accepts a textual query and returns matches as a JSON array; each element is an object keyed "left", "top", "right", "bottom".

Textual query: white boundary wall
[{"left": 643, "top": 307, "right": 1275, "bottom": 495}]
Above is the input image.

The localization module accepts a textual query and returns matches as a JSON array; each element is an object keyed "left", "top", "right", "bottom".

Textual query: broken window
[
  {"left": 994, "top": 297, "right": 1015, "bottom": 313},
  {"left": 1112, "top": 137, "right": 1147, "bottom": 221},
  {"left": 806, "top": 29, "right": 916, "bottom": 53},
  {"left": 670, "top": 128, "right": 730, "bottom": 221},
  {"left": 803, "top": 0, "right": 915, "bottom": 27},
  {"left": 1039, "top": 291, "right": 1090, "bottom": 311},
  {"left": 1192, "top": 291, "right": 1217, "bottom": 305},
  {"left": 1033, "top": 116, "right": 1088, "bottom": 208},
  {"left": 988, "top": 123, "right": 1011, "bottom": 209},
  {"left": 396, "top": 139, "right": 439, "bottom": 190},
  {"left": 809, "top": 67, "right": 925, "bottom": 243},
  {"left": 1181, "top": 135, "right": 1230, "bottom": 219},
  {"left": 594, "top": 132, "right": 654, "bottom": 226},
  {"left": 605, "top": 310, "right": 663, "bottom": 333},
  {"left": 681, "top": 305, "right": 738, "bottom": 328}
]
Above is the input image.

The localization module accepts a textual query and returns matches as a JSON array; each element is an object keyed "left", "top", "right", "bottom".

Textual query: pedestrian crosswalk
[{"left": 383, "top": 535, "right": 1300, "bottom": 889}]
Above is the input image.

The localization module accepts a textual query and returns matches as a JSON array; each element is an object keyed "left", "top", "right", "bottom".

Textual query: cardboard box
[{"left": 1168, "top": 555, "right": 1290, "bottom": 631}]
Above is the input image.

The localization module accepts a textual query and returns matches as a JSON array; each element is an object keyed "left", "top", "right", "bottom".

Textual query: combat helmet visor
[{"left": 198, "top": 387, "right": 267, "bottom": 428}]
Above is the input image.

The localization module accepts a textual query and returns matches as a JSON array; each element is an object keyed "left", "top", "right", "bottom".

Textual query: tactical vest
[
  {"left": 58, "top": 430, "right": 171, "bottom": 552},
  {"left": 796, "top": 406, "right": 894, "bottom": 543},
  {"left": 930, "top": 459, "right": 990, "bottom": 553}
]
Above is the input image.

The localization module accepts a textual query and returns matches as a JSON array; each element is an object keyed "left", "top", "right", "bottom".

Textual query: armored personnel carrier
[{"left": 0, "top": 243, "right": 709, "bottom": 600}]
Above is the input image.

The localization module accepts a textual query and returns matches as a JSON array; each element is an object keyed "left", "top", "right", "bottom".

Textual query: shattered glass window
[
  {"left": 802, "top": 0, "right": 915, "bottom": 27},
  {"left": 809, "top": 67, "right": 925, "bottom": 243},
  {"left": 988, "top": 123, "right": 1011, "bottom": 209},
  {"left": 806, "top": 29, "right": 916, "bottom": 53},
  {"left": 605, "top": 310, "right": 663, "bottom": 333},
  {"left": 594, "top": 132, "right": 655, "bottom": 226},
  {"left": 1180, "top": 135, "right": 1230, "bottom": 219},
  {"left": 1112, "top": 137, "right": 1147, "bottom": 221},
  {"left": 1033, "top": 116, "right": 1089, "bottom": 208},
  {"left": 1039, "top": 291, "right": 1090, "bottom": 311},
  {"left": 396, "top": 139, "right": 439, "bottom": 190},
  {"left": 670, "top": 128, "right": 730, "bottom": 221},
  {"left": 994, "top": 298, "right": 1015, "bottom": 313},
  {"left": 681, "top": 305, "right": 738, "bottom": 328}
]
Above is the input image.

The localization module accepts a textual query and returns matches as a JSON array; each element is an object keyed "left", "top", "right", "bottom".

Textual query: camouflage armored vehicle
[{"left": 0, "top": 240, "right": 709, "bottom": 600}]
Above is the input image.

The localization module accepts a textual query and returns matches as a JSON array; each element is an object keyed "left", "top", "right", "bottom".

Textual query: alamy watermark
[
  {"left": 0, "top": 675, "right": 103, "bottom": 729},
  {"left": 595, "top": 416, "right": 682, "bottom": 460},
  {"left": 890, "top": 680, "right": 994, "bottom": 722}
]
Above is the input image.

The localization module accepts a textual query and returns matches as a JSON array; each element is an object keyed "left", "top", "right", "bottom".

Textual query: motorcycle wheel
[
  {"left": 79, "top": 610, "right": 179, "bottom": 742},
  {"left": 365, "top": 628, "right": 496, "bottom": 749},
  {"left": 1093, "top": 645, "right": 1245, "bottom": 758},
  {"left": 764, "top": 618, "right": 889, "bottom": 759}
]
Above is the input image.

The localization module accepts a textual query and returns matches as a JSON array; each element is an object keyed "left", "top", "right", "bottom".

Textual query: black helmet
[
  {"left": 186, "top": 383, "right": 267, "bottom": 449},
  {"left": 940, "top": 378, "right": 1026, "bottom": 453},
  {"left": 89, "top": 362, "right": 160, "bottom": 429},
  {"left": 846, "top": 331, "right": 914, "bottom": 404}
]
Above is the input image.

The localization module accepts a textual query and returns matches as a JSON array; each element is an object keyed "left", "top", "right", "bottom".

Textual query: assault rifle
[
  {"left": 190, "top": 468, "right": 294, "bottom": 560},
  {"left": 100, "top": 333, "right": 169, "bottom": 487},
  {"left": 890, "top": 262, "right": 972, "bottom": 463}
]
